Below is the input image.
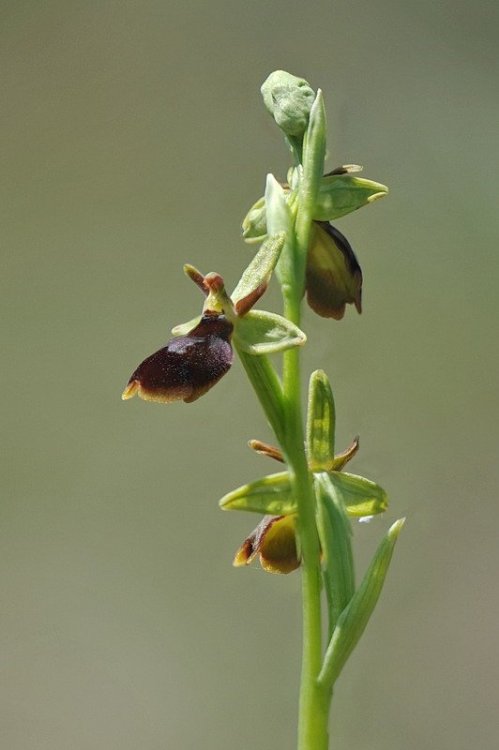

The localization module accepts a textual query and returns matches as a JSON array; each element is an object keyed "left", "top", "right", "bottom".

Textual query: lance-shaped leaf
[
  {"left": 316, "top": 473, "right": 355, "bottom": 634},
  {"left": 313, "top": 174, "right": 389, "bottom": 222},
  {"left": 219, "top": 472, "right": 297, "bottom": 515},
  {"left": 328, "top": 471, "right": 388, "bottom": 517},
  {"left": 306, "top": 369, "right": 336, "bottom": 470},
  {"left": 231, "top": 232, "right": 285, "bottom": 316},
  {"left": 234, "top": 309, "right": 306, "bottom": 355},
  {"left": 318, "top": 518, "right": 405, "bottom": 689}
]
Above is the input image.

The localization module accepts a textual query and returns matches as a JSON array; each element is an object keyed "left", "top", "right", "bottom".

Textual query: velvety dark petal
[
  {"left": 122, "top": 314, "right": 233, "bottom": 404},
  {"left": 306, "top": 221, "right": 362, "bottom": 320}
]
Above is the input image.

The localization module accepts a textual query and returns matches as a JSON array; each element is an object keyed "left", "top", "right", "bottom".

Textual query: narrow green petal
[
  {"left": 219, "top": 472, "right": 296, "bottom": 515},
  {"left": 306, "top": 369, "right": 336, "bottom": 469},
  {"left": 231, "top": 232, "right": 285, "bottom": 314},
  {"left": 328, "top": 471, "right": 388, "bottom": 517},
  {"left": 234, "top": 309, "right": 306, "bottom": 355},
  {"left": 319, "top": 518, "right": 405, "bottom": 688}
]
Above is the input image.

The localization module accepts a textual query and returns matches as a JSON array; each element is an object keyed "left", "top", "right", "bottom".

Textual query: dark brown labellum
[
  {"left": 306, "top": 221, "right": 362, "bottom": 320},
  {"left": 122, "top": 314, "right": 233, "bottom": 404}
]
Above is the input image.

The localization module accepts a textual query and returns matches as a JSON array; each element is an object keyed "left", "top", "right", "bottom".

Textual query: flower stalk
[{"left": 122, "top": 70, "right": 402, "bottom": 750}]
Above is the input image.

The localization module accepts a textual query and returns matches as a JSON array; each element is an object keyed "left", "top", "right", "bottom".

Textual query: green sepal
[
  {"left": 231, "top": 232, "right": 285, "bottom": 315},
  {"left": 242, "top": 196, "right": 267, "bottom": 243},
  {"left": 318, "top": 518, "right": 405, "bottom": 689},
  {"left": 234, "top": 309, "right": 306, "bottom": 355},
  {"left": 316, "top": 473, "right": 355, "bottom": 634},
  {"left": 265, "top": 174, "right": 293, "bottom": 239},
  {"left": 171, "top": 315, "right": 202, "bottom": 336},
  {"left": 306, "top": 369, "right": 336, "bottom": 470},
  {"left": 219, "top": 472, "right": 297, "bottom": 515},
  {"left": 328, "top": 471, "right": 388, "bottom": 517},
  {"left": 313, "top": 175, "right": 388, "bottom": 222}
]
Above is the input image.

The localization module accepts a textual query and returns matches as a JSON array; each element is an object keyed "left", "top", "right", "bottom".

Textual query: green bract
[
  {"left": 316, "top": 472, "right": 355, "bottom": 631},
  {"left": 319, "top": 519, "right": 405, "bottom": 688}
]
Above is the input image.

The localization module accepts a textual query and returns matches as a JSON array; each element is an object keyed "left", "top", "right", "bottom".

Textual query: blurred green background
[{"left": 1, "top": 1, "right": 498, "bottom": 748}]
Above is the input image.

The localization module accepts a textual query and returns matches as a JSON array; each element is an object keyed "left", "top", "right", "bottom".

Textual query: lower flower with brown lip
[
  {"left": 122, "top": 313, "right": 233, "bottom": 404},
  {"left": 233, "top": 514, "right": 300, "bottom": 574}
]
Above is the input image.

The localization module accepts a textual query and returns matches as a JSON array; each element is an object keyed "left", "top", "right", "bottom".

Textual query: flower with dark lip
[
  {"left": 122, "top": 233, "right": 289, "bottom": 406},
  {"left": 122, "top": 313, "right": 233, "bottom": 404},
  {"left": 306, "top": 221, "right": 362, "bottom": 320},
  {"left": 233, "top": 514, "right": 300, "bottom": 574}
]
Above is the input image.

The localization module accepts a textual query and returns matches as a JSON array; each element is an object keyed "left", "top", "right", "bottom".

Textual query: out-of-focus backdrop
[{"left": 1, "top": 1, "right": 498, "bottom": 748}]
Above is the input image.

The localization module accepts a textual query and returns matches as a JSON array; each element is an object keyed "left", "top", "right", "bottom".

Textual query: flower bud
[
  {"left": 261, "top": 70, "right": 315, "bottom": 138},
  {"left": 306, "top": 221, "right": 362, "bottom": 320},
  {"left": 122, "top": 314, "right": 233, "bottom": 404}
]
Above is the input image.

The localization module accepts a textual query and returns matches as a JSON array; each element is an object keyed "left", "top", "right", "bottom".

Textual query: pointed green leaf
[
  {"left": 313, "top": 174, "right": 388, "bottom": 222},
  {"left": 318, "top": 518, "right": 405, "bottom": 688},
  {"left": 316, "top": 473, "right": 355, "bottom": 635},
  {"left": 328, "top": 471, "right": 388, "bottom": 517},
  {"left": 234, "top": 309, "right": 306, "bottom": 355},
  {"left": 219, "top": 472, "right": 297, "bottom": 515},
  {"left": 306, "top": 369, "right": 336, "bottom": 469},
  {"left": 231, "top": 232, "right": 285, "bottom": 315}
]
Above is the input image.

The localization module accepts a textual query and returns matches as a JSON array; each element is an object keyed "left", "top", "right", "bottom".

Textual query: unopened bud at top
[{"left": 261, "top": 70, "right": 315, "bottom": 138}]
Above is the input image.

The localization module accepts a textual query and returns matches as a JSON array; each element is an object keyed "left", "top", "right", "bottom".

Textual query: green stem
[
  {"left": 281, "top": 91, "right": 330, "bottom": 750},
  {"left": 283, "top": 298, "right": 330, "bottom": 750}
]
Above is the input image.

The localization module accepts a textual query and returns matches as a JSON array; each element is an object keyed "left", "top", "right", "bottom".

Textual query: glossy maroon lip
[{"left": 122, "top": 314, "right": 234, "bottom": 404}]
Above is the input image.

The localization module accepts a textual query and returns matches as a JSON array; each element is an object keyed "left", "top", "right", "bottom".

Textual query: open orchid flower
[
  {"left": 306, "top": 221, "right": 362, "bottom": 320},
  {"left": 122, "top": 233, "right": 306, "bottom": 404},
  {"left": 242, "top": 165, "right": 387, "bottom": 320},
  {"left": 222, "top": 370, "right": 388, "bottom": 574}
]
